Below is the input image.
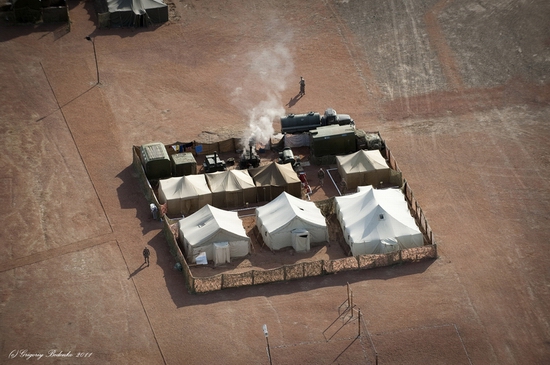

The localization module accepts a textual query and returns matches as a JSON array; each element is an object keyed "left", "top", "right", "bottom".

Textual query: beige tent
[
  {"left": 178, "top": 205, "right": 250, "bottom": 264},
  {"left": 337, "top": 150, "right": 401, "bottom": 191},
  {"left": 249, "top": 162, "right": 302, "bottom": 201},
  {"left": 205, "top": 170, "right": 257, "bottom": 209},
  {"left": 158, "top": 175, "right": 212, "bottom": 217}
]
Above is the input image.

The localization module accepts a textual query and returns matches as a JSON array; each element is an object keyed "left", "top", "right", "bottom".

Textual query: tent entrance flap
[
  {"left": 292, "top": 229, "right": 310, "bottom": 252},
  {"left": 214, "top": 242, "right": 230, "bottom": 265}
]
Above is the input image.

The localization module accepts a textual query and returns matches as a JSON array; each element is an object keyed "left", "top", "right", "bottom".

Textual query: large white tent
[
  {"left": 336, "top": 149, "right": 401, "bottom": 190},
  {"left": 205, "top": 170, "right": 257, "bottom": 209},
  {"left": 256, "top": 192, "right": 328, "bottom": 250},
  {"left": 178, "top": 205, "right": 250, "bottom": 264},
  {"left": 98, "top": 0, "right": 168, "bottom": 28},
  {"left": 335, "top": 186, "right": 423, "bottom": 255},
  {"left": 158, "top": 175, "right": 212, "bottom": 217}
]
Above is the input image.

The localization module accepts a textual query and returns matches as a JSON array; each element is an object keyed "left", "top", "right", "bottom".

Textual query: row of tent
[
  {"left": 178, "top": 187, "right": 423, "bottom": 265},
  {"left": 160, "top": 149, "right": 401, "bottom": 217},
  {"left": 159, "top": 162, "right": 301, "bottom": 217}
]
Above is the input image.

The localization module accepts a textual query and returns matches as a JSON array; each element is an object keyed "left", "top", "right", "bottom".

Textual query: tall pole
[
  {"left": 263, "top": 324, "right": 272, "bottom": 365},
  {"left": 85, "top": 36, "right": 100, "bottom": 85}
]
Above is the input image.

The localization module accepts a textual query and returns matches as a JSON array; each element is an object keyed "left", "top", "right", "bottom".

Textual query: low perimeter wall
[{"left": 161, "top": 216, "right": 437, "bottom": 294}]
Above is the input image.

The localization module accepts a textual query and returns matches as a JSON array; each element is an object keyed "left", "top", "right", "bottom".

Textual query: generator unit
[
  {"left": 140, "top": 142, "right": 171, "bottom": 180},
  {"left": 203, "top": 152, "right": 226, "bottom": 173},
  {"left": 171, "top": 152, "right": 197, "bottom": 177}
]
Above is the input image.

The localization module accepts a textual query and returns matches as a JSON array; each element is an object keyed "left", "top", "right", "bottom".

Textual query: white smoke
[{"left": 232, "top": 42, "right": 294, "bottom": 147}]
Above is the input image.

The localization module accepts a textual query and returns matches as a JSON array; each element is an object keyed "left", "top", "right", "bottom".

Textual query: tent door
[
  {"left": 214, "top": 242, "right": 231, "bottom": 265},
  {"left": 291, "top": 229, "right": 310, "bottom": 252}
]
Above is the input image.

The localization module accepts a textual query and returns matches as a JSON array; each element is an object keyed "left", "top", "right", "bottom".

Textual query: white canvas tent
[
  {"left": 337, "top": 149, "right": 401, "bottom": 190},
  {"left": 98, "top": 0, "right": 168, "bottom": 27},
  {"left": 335, "top": 186, "right": 423, "bottom": 255},
  {"left": 158, "top": 175, "right": 212, "bottom": 217},
  {"left": 205, "top": 170, "right": 257, "bottom": 209},
  {"left": 178, "top": 205, "right": 250, "bottom": 264},
  {"left": 256, "top": 192, "right": 328, "bottom": 250}
]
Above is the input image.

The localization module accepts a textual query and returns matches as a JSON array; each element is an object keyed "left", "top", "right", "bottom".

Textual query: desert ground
[{"left": 1, "top": 0, "right": 549, "bottom": 364}]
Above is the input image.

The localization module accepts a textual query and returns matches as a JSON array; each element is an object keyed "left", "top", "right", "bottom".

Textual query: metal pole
[
  {"left": 263, "top": 324, "right": 272, "bottom": 365},
  {"left": 265, "top": 336, "right": 272, "bottom": 365},
  {"left": 85, "top": 36, "right": 100, "bottom": 85},
  {"left": 358, "top": 309, "right": 361, "bottom": 337}
]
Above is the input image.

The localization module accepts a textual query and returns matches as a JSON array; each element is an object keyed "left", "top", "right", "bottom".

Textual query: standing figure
[
  {"left": 150, "top": 203, "right": 158, "bottom": 220},
  {"left": 143, "top": 247, "right": 150, "bottom": 266},
  {"left": 317, "top": 168, "right": 325, "bottom": 187},
  {"left": 299, "top": 76, "right": 305, "bottom": 95}
]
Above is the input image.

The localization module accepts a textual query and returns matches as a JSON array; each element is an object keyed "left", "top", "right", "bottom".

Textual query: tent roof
[
  {"left": 335, "top": 186, "right": 420, "bottom": 242},
  {"left": 106, "top": 0, "right": 166, "bottom": 14},
  {"left": 178, "top": 205, "right": 248, "bottom": 247},
  {"left": 158, "top": 175, "right": 211, "bottom": 199},
  {"left": 256, "top": 192, "right": 326, "bottom": 233},
  {"left": 249, "top": 162, "right": 301, "bottom": 187},
  {"left": 205, "top": 170, "right": 255, "bottom": 193},
  {"left": 337, "top": 149, "right": 389, "bottom": 173}
]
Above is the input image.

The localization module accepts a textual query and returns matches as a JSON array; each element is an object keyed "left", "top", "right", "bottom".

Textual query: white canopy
[
  {"left": 205, "top": 170, "right": 257, "bottom": 209},
  {"left": 335, "top": 186, "right": 423, "bottom": 255},
  {"left": 256, "top": 192, "right": 328, "bottom": 250},
  {"left": 158, "top": 175, "right": 212, "bottom": 217},
  {"left": 178, "top": 205, "right": 250, "bottom": 264}
]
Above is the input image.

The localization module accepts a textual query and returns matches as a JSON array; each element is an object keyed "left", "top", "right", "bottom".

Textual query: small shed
[
  {"left": 310, "top": 124, "right": 356, "bottom": 157},
  {"left": 171, "top": 152, "right": 197, "bottom": 177},
  {"left": 140, "top": 142, "right": 171, "bottom": 180}
]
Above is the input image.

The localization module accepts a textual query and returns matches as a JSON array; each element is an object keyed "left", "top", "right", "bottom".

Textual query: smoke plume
[{"left": 232, "top": 42, "right": 294, "bottom": 147}]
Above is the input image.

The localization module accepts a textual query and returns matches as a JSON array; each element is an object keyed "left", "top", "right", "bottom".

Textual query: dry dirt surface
[{"left": 1, "top": 0, "right": 549, "bottom": 364}]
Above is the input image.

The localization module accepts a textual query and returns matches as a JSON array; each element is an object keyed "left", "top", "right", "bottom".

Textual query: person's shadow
[
  {"left": 286, "top": 93, "right": 303, "bottom": 108},
  {"left": 128, "top": 262, "right": 148, "bottom": 279}
]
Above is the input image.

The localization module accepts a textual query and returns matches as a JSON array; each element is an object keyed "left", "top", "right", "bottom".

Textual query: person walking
[
  {"left": 317, "top": 168, "right": 325, "bottom": 187},
  {"left": 143, "top": 247, "right": 150, "bottom": 266},
  {"left": 299, "top": 76, "right": 305, "bottom": 95}
]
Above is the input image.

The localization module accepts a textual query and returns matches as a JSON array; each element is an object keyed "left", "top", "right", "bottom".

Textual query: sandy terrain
[{"left": 1, "top": 0, "right": 549, "bottom": 364}]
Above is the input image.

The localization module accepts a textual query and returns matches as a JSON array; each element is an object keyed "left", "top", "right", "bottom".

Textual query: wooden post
[
  {"left": 350, "top": 291, "right": 354, "bottom": 318},
  {"left": 347, "top": 282, "right": 351, "bottom": 309}
]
